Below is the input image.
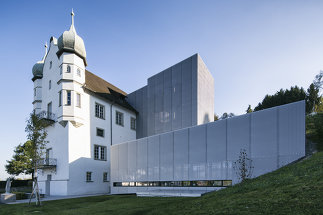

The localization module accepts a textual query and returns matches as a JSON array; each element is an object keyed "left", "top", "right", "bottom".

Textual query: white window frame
[
  {"left": 67, "top": 65, "right": 71, "bottom": 73},
  {"left": 59, "top": 91, "right": 62, "bottom": 107},
  {"left": 130, "top": 117, "right": 136, "bottom": 130},
  {"left": 94, "top": 145, "right": 106, "bottom": 161},
  {"left": 95, "top": 103, "right": 105, "bottom": 119},
  {"left": 103, "top": 172, "right": 108, "bottom": 182},
  {"left": 96, "top": 128, "right": 104, "bottom": 137},
  {"left": 116, "top": 111, "right": 124, "bottom": 126},
  {"left": 66, "top": 90, "right": 71, "bottom": 106},
  {"left": 86, "top": 172, "right": 92, "bottom": 182},
  {"left": 76, "top": 93, "right": 81, "bottom": 108}
]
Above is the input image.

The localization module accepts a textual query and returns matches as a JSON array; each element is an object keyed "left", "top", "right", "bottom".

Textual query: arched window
[
  {"left": 67, "top": 65, "right": 71, "bottom": 73},
  {"left": 77, "top": 68, "right": 81, "bottom": 77}
]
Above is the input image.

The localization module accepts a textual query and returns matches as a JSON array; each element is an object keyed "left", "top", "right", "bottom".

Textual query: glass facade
[{"left": 113, "top": 180, "right": 232, "bottom": 187}]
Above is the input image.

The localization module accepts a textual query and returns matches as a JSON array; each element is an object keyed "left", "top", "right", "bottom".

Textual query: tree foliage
[
  {"left": 254, "top": 85, "right": 322, "bottom": 114},
  {"left": 246, "top": 105, "right": 253, "bottom": 113},
  {"left": 5, "top": 141, "right": 34, "bottom": 178},
  {"left": 233, "top": 149, "right": 254, "bottom": 182},
  {"left": 214, "top": 114, "right": 219, "bottom": 121},
  {"left": 5, "top": 113, "right": 48, "bottom": 179},
  {"left": 220, "top": 112, "right": 235, "bottom": 120},
  {"left": 306, "top": 83, "right": 321, "bottom": 113},
  {"left": 25, "top": 113, "right": 48, "bottom": 169},
  {"left": 254, "top": 86, "right": 306, "bottom": 112},
  {"left": 313, "top": 70, "right": 323, "bottom": 90}
]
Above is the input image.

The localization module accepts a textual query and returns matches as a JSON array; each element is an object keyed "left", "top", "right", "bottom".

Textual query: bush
[
  {"left": 306, "top": 113, "right": 323, "bottom": 151},
  {"left": 0, "top": 180, "right": 32, "bottom": 189},
  {"left": 12, "top": 192, "right": 27, "bottom": 200}
]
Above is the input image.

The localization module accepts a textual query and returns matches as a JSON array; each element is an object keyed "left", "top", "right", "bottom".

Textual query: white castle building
[{"left": 32, "top": 12, "right": 305, "bottom": 197}]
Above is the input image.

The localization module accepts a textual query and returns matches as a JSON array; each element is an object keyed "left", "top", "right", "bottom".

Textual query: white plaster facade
[{"left": 32, "top": 17, "right": 136, "bottom": 196}]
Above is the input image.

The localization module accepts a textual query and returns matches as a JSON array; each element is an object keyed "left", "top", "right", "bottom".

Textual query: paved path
[{"left": 6, "top": 193, "right": 109, "bottom": 204}]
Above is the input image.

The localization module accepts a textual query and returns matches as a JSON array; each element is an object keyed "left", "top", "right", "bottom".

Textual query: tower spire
[
  {"left": 70, "top": 9, "right": 76, "bottom": 32},
  {"left": 42, "top": 42, "right": 48, "bottom": 61}
]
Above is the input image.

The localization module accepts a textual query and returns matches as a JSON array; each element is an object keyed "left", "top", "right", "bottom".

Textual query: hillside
[{"left": 1, "top": 151, "right": 322, "bottom": 215}]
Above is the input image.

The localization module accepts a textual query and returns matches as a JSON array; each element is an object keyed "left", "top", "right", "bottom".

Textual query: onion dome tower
[
  {"left": 32, "top": 43, "right": 48, "bottom": 81},
  {"left": 57, "top": 9, "right": 87, "bottom": 66},
  {"left": 32, "top": 43, "right": 48, "bottom": 114}
]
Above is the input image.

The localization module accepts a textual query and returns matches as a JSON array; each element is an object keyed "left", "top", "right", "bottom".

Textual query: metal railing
[
  {"left": 37, "top": 111, "right": 56, "bottom": 122},
  {"left": 37, "top": 158, "right": 57, "bottom": 168}
]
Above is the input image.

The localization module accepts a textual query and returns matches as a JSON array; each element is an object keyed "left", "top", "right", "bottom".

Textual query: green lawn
[{"left": 1, "top": 152, "right": 322, "bottom": 215}]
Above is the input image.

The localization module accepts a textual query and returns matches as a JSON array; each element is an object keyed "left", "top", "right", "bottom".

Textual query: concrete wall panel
[
  {"left": 181, "top": 58, "right": 192, "bottom": 128},
  {"left": 174, "top": 129, "right": 189, "bottom": 180},
  {"left": 227, "top": 115, "right": 250, "bottom": 161},
  {"left": 189, "top": 125, "right": 207, "bottom": 180},
  {"left": 163, "top": 68, "right": 172, "bottom": 132},
  {"left": 137, "top": 138, "right": 148, "bottom": 181},
  {"left": 206, "top": 120, "right": 227, "bottom": 179},
  {"left": 147, "top": 135, "right": 160, "bottom": 181},
  {"left": 160, "top": 132, "right": 174, "bottom": 181},
  {"left": 118, "top": 143, "right": 128, "bottom": 182},
  {"left": 172, "top": 63, "right": 182, "bottom": 130},
  {"left": 127, "top": 140, "right": 137, "bottom": 181}
]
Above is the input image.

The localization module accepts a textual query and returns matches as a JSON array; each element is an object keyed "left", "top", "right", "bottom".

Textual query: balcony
[
  {"left": 37, "top": 158, "right": 57, "bottom": 170},
  {"left": 37, "top": 111, "right": 56, "bottom": 126}
]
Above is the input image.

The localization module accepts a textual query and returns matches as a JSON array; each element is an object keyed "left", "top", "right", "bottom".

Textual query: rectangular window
[
  {"left": 47, "top": 102, "right": 52, "bottom": 115},
  {"left": 49, "top": 80, "right": 51, "bottom": 90},
  {"left": 96, "top": 128, "right": 104, "bottom": 137},
  {"left": 95, "top": 103, "right": 105, "bottom": 119},
  {"left": 34, "top": 88, "right": 36, "bottom": 97},
  {"left": 59, "top": 91, "right": 62, "bottom": 107},
  {"left": 103, "top": 172, "right": 108, "bottom": 182},
  {"left": 76, "top": 93, "right": 81, "bottom": 108},
  {"left": 86, "top": 172, "right": 92, "bottom": 182},
  {"left": 60, "top": 65, "right": 62, "bottom": 75},
  {"left": 94, "top": 145, "right": 106, "bottom": 161},
  {"left": 130, "top": 117, "right": 136, "bottom": 130},
  {"left": 116, "top": 111, "right": 124, "bottom": 126},
  {"left": 66, "top": 91, "right": 71, "bottom": 106}
]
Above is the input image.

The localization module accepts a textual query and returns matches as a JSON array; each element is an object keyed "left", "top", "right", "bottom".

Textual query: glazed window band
[{"left": 113, "top": 180, "right": 232, "bottom": 187}]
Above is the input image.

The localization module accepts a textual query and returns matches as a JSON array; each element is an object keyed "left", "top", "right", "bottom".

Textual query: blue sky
[{"left": 0, "top": 0, "right": 323, "bottom": 179}]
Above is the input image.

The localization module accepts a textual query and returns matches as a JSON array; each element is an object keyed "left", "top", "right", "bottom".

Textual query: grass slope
[{"left": 1, "top": 152, "right": 322, "bottom": 215}]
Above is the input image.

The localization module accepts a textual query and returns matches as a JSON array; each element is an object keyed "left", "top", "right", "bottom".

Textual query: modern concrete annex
[{"left": 31, "top": 12, "right": 305, "bottom": 196}]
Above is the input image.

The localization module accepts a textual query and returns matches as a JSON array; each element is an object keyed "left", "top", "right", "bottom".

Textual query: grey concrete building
[{"left": 127, "top": 54, "right": 214, "bottom": 138}]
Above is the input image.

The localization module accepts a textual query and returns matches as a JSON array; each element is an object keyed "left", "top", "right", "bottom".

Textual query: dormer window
[
  {"left": 49, "top": 61, "right": 52, "bottom": 69},
  {"left": 77, "top": 68, "right": 81, "bottom": 77},
  {"left": 67, "top": 65, "right": 71, "bottom": 73}
]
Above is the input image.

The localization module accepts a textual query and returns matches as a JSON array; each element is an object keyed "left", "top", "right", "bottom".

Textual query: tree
[
  {"left": 313, "top": 70, "right": 323, "bottom": 90},
  {"left": 214, "top": 114, "right": 219, "bottom": 121},
  {"left": 254, "top": 86, "right": 307, "bottom": 112},
  {"left": 5, "top": 141, "right": 34, "bottom": 179},
  {"left": 306, "top": 83, "right": 321, "bottom": 113},
  {"left": 25, "top": 113, "right": 48, "bottom": 205},
  {"left": 220, "top": 112, "right": 235, "bottom": 120},
  {"left": 233, "top": 149, "right": 254, "bottom": 182},
  {"left": 246, "top": 105, "right": 253, "bottom": 113}
]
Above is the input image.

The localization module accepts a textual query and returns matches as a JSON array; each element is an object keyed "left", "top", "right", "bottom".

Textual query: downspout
[{"left": 110, "top": 103, "right": 113, "bottom": 146}]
